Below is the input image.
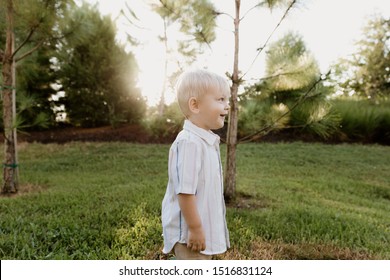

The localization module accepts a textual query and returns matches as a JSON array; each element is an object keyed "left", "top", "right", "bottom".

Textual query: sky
[{"left": 86, "top": 0, "right": 390, "bottom": 106}]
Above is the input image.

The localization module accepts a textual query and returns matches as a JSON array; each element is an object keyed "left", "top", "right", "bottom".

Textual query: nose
[{"left": 225, "top": 102, "right": 230, "bottom": 111}]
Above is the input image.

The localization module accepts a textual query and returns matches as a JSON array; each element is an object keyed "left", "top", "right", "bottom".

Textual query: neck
[{"left": 187, "top": 117, "right": 210, "bottom": 131}]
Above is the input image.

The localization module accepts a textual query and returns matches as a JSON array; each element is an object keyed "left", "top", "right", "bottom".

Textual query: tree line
[
  {"left": 1, "top": 0, "right": 389, "bottom": 196},
  {"left": 1, "top": 1, "right": 388, "bottom": 130},
  {"left": 0, "top": 1, "right": 145, "bottom": 129}
]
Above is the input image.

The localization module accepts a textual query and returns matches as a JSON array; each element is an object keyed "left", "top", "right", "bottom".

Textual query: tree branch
[
  {"left": 238, "top": 70, "right": 329, "bottom": 143},
  {"left": 196, "top": 30, "right": 213, "bottom": 51},
  {"left": 11, "top": 13, "right": 46, "bottom": 59},
  {"left": 245, "top": 69, "right": 305, "bottom": 83},
  {"left": 12, "top": 27, "right": 36, "bottom": 59},
  {"left": 240, "top": 0, "right": 297, "bottom": 80},
  {"left": 215, "top": 11, "right": 235, "bottom": 21},
  {"left": 11, "top": 0, "right": 51, "bottom": 59},
  {"left": 15, "top": 40, "right": 44, "bottom": 62},
  {"left": 156, "top": 0, "right": 216, "bottom": 48},
  {"left": 158, "top": 0, "right": 177, "bottom": 18},
  {"left": 119, "top": 8, "right": 149, "bottom": 30},
  {"left": 240, "top": 3, "right": 263, "bottom": 21}
]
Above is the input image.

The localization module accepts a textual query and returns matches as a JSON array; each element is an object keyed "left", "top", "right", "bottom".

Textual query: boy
[{"left": 161, "top": 69, "right": 231, "bottom": 260}]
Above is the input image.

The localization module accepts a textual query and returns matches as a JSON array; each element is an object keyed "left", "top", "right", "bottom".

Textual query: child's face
[{"left": 193, "top": 88, "right": 230, "bottom": 131}]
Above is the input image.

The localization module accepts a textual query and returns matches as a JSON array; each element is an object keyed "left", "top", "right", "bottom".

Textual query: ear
[{"left": 188, "top": 97, "right": 200, "bottom": 114}]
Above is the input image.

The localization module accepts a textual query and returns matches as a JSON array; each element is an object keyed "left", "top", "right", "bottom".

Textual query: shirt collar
[{"left": 183, "top": 120, "right": 220, "bottom": 146}]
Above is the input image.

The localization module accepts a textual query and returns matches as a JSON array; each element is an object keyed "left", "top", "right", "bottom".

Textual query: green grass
[{"left": 0, "top": 142, "right": 389, "bottom": 259}]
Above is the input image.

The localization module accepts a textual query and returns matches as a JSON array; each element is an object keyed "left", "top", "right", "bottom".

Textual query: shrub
[
  {"left": 143, "top": 103, "right": 183, "bottom": 141},
  {"left": 332, "top": 99, "right": 390, "bottom": 144}
]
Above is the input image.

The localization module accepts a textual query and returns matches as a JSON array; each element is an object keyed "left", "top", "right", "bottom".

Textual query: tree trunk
[
  {"left": 158, "top": 18, "right": 169, "bottom": 117},
  {"left": 2, "top": 0, "right": 18, "bottom": 194},
  {"left": 224, "top": 0, "right": 240, "bottom": 202},
  {"left": 12, "top": 27, "right": 20, "bottom": 189}
]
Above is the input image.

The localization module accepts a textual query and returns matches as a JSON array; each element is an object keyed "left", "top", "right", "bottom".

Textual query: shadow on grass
[
  {"left": 0, "top": 184, "right": 49, "bottom": 198},
  {"left": 226, "top": 191, "right": 270, "bottom": 210}
]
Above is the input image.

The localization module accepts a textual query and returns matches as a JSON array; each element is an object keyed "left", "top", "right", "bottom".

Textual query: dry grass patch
[{"left": 219, "top": 239, "right": 377, "bottom": 260}]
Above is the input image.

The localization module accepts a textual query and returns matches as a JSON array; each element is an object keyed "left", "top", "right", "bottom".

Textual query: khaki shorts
[{"left": 174, "top": 243, "right": 212, "bottom": 260}]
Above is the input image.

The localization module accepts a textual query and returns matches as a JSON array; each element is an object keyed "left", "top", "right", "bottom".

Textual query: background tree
[
  {"left": 239, "top": 31, "right": 340, "bottom": 141},
  {"left": 333, "top": 14, "right": 390, "bottom": 101},
  {"left": 14, "top": 45, "right": 57, "bottom": 129},
  {"left": 56, "top": 3, "right": 145, "bottom": 127}
]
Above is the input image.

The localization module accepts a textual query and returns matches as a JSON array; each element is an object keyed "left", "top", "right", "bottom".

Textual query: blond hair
[{"left": 175, "top": 69, "right": 231, "bottom": 117}]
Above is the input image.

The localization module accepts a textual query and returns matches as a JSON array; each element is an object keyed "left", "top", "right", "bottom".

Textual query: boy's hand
[
  {"left": 177, "top": 193, "right": 206, "bottom": 252},
  {"left": 187, "top": 227, "right": 206, "bottom": 252}
]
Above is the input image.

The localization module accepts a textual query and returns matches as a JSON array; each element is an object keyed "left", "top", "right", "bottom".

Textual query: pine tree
[
  {"left": 0, "top": 0, "right": 74, "bottom": 194},
  {"left": 56, "top": 3, "right": 145, "bottom": 127},
  {"left": 333, "top": 14, "right": 390, "bottom": 101},
  {"left": 239, "top": 32, "right": 340, "bottom": 141}
]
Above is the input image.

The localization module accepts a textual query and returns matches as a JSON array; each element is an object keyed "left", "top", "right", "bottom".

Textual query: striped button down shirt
[{"left": 162, "top": 120, "right": 230, "bottom": 255}]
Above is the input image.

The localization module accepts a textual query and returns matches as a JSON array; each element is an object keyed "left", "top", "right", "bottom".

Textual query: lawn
[{"left": 0, "top": 142, "right": 389, "bottom": 259}]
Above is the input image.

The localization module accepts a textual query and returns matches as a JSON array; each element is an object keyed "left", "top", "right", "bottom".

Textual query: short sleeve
[{"left": 174, "top": 139, "right": 201, "bottom": 195}]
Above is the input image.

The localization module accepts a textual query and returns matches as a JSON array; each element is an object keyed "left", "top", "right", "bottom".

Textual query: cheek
[
  {"left": 210, "top": 104, "right": 223, "bottom": 114},
  {"left": 200, "top": 100, "right": 224, "bottom": 116}
]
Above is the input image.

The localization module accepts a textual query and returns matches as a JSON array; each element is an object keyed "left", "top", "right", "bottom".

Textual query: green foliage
[
  {"left": 291, "top": 99, "right": 341, "bottom": 139},
  {"left": 332, "top": 99, "right": 390, "bottom": 143},
  {"left": 152, "top": 0, "right": 216, "bottom": 47},
  {"left": 144, "top": 102, "right": 184, "bottom": 140},
  {"left": 3, "top": 0, "right": 70, "bottom": 46},
  {"left": 0, "top": 0, "right": 72, "bottom": 130},
  {"left": 179, "top": 0, "right": 217, "bottom": 45},
  {"left": 239, "top": 96, "right": 390, "bottom": 143},
  {"left": 239, "top": 32, "right": 340, "bottom": 140},
  {"left": 238, "top": 99, "right": 290, "bottom": 137},
  {"left": 0, "top": 46, "right": 56, "bottom": 131},
  {"left": 261, "top": 0, "right": 293, "bottom": 9},
  {"left": 150, "top": 0, "right": 217, "bottom": 105},
  {"left": 14, "top": 47, "right": 57, "bottom": 129},
  {"left": 0, "top": 142, "right": 389, "bottom": 259},
  {"left": 264, "top": 32, "right": 319, "bottom": 93},
  {"left": 55, "top": 3, "right": 146, "bottom": 127},
  {"left": 332, "top": 14, "right": 390, "bottom": 101}
]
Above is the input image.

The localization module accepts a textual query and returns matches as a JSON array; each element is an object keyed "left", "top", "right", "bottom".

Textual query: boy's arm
[{"left": 178, "top": 193, "right": 205, "bottom": 252}]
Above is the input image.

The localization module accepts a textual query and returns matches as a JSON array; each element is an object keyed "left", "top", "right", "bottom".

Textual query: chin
[{"left": 213, "top": 122, "right": 224, "bottom": 130}]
